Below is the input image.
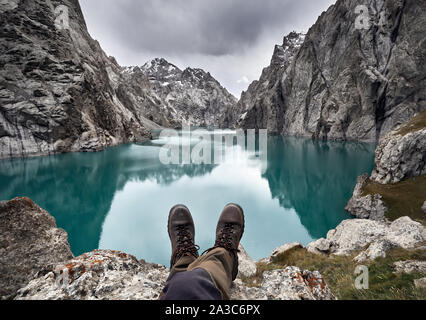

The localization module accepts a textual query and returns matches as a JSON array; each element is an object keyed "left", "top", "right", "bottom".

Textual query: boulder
[
  {"left": 232, "top": 267, "right": 336, "bottom": 300},
  {"left": 237, "top": 244, "right": 257, "bottom": 278},
  {"left": 5, "top": 197, "right": 335, "bottom": 301},
  {"left": 345, "top": 174, "right": 387, "bottom": 220},
  {"left": 306, "top": 217, "right": 426, "bottom": 261},
  {"left": 270, "top": 242, "right": 303, "bottom": 261},
  {"left": 371, "top": 128, "right": 426, "bottom": 184},
  {"left": 0, "top": 197, "right": 73, "bottom": 298},
  {"left": 393, "top": 261, "right": 426, "bottom": 274},
  {"left": 16, "top": 250, "right": 168, "bottom": 300},
  {"left": 0, "top": 0, "right": 151, "bottom": 159},
  {"left": 354, "top": 240, "right": 396, "bottom": 263},
  {"left": 386, "top": 216, "right": 426, "bottom": 249},
  {"left": 414, "top": 278, "right": 426, "bottom": 289}
]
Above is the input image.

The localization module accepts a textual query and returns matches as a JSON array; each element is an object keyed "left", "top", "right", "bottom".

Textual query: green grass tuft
[
  {"left": 396, "top": 111, "right": 426, "bottom": 136},
  {"left": 361, "top": 175, "right": 426, "bottom": 224}
]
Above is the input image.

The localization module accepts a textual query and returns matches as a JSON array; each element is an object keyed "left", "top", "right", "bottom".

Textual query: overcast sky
[{"left": 79, "top": 0, "right": 336, "bottom": 97}]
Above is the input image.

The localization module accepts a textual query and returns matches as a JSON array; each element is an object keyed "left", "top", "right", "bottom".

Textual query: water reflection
[{"left": 0, "top": 133, "right": 375, "bottom": 265}]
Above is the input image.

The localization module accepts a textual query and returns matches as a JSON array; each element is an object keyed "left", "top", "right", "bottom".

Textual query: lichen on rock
[{"left": 16, "top": 250, "right": 168, "bottom": 300}]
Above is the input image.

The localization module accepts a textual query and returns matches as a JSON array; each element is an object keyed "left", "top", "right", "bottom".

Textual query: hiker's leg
[
  {"left": 161, "top": 249, "right": 234, "bottom": 300},
  {"left": 187, "top": 247, "right": 236, "bottom": 300},
  {"left": 161, "top": 203, "right": 243, "bottom": 300},
  {"left": 170, "top": 254, "right": 197, "bottom": 274},
  {"left": 186, "top": 203, "right": 244, "bottom": 300},
  {"left": 161, "top": 267, "right": 222, "bottom": 300}
]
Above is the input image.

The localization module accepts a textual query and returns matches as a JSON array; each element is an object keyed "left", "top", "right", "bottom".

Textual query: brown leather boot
[
  {"left": 212, "top": 203, "right": 245, "bottom": 280},
  {"left": 168, "top": 205, "right": 199, "bottom": 269}
]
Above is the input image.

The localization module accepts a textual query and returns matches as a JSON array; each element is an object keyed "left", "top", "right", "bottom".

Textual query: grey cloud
[
  {"left": 80, "top": 0, "right": 335, "bottom": 56},
  {"left": 79, "top": 0, "right": 336, "bottom": 96}
]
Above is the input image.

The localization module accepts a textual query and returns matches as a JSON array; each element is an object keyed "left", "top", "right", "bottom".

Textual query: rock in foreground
[
  {"left": 0, "top": 197, "right": 73, "bottom": 298},
  {"left": 232, "top": 267, "right": 336, "bottom": 301},
  {"left": 16, "top": 250, "right": 168, "bottom": 300},
  {"left": 307, "top": 217, "right": 426, "bottom": 262},
  {"left": 16, "top": 250, "right": 335, "bottom": 301}
]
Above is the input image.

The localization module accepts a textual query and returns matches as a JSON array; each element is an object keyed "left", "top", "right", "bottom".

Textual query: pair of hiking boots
[{"left": 168, "top": 204, "right": 245, "bottom": 280}]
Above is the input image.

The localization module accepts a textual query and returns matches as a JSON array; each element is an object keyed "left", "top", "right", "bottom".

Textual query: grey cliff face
[
  {"left": 223, "top": 32, "right": 305, "bottom": 130},
  {"left": 123, "top": 58, "right": 237, "bottom": 128},
  {"left": 0, "top": 0, "right": 155, "bottom": 159},
  {"left": 371, "top": 126, "right": 426, "bottom": 184},
  {"left": 0, "top": 197, "right": 73, "bottom": 298},
  {"left": 235, "top": 0, "right": 426, "bottom": 141}
]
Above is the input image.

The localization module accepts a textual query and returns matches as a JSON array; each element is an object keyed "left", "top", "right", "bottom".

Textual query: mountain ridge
[
  {"left": 229, "top": 0, "right": 426, "bottom": 142},
  {"left": 122, "top": 57, "right": 237, "bottom": 128},
  {"left": 0, "top": 0, "right": 236, "bottom": 159}
]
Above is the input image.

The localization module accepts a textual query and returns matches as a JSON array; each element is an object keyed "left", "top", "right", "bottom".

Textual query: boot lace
[
  {"left": 203, "top": 223, "right": 240, "bottom": 255},
  {"left": 174, "top": 225, "right": 199, "bottom": 259}
]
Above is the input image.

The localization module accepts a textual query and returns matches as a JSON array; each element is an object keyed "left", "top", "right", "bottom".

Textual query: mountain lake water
[{"left": 0, "top": 131, "right": 376, "bottom": 266}]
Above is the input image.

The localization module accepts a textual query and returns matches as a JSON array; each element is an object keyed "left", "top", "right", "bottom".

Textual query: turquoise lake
[{"left": 0, "top": 132, "right": 375, "bottom": 266}]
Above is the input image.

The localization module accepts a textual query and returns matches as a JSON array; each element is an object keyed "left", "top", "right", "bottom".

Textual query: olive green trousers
[{"left": 171, "top": 247, "right": 235, "bottom": 300}]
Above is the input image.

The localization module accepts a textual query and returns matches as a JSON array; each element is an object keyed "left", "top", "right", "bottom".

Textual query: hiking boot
[
  {"left": 213, "top": 203, "right": 245, "bottom": 280},
  {"left": 168, "top": 205, "right": 199, "bottom": 269}
]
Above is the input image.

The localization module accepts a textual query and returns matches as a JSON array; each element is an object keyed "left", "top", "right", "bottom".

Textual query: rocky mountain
[
  {"left": 233, "top": 0, "right": 426, "bottom": 142},
  {"left": 0, "top": 0, "right": 154, "bottom": 159},
  {"left": 0, "top": 0, "right": 236, "bottom": 160},
  {"left": 221, "top": 32, "right": 305, "bottom": 130},
  {"left": 123, "top": 58, "right": 237, "bottom": 128}
]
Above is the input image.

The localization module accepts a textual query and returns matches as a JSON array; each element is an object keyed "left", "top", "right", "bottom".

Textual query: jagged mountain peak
[
  {"left": 271, "top": 31, "right": 306, "bottom": 68},
  {"left": 282, "top": 31, "right": 306, "bottom": 48},
  {"left": 120, "top": 57, "right": 236, "bottom": 128},
  {"left": 182, "top": 67, "right": 213, "bottom": 83},
  {"left": 141, "top": 58, "right": 180, "bottom": 74}
]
